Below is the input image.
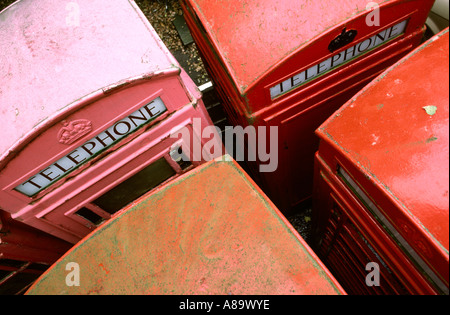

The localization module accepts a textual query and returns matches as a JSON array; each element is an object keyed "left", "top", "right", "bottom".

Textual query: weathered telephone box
[
  {"left": 180, "top": 0, "right": 435, "bottom": 213},
  {"left": 26, "top": 156, "right": 345, "bottom": 295},
  {"left": 312, "top": 29, "right": 449, "bottom": 294},
  {"left": 0, "top": 0, "right": 221, "bottom": 243}
]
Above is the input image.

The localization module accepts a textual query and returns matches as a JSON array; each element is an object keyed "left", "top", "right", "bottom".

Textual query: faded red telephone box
[
  {"left": 0, "top": 0, "right": 221, "bottom": 244},
  {"left": 180, "top": 0, "right": 435, "bottom": 213},
  {"left": 312, "top": 29, "right": 449, "bottom": 294},
  {"left": 26, "top": 156, "right": 345, "bottom": 295}
]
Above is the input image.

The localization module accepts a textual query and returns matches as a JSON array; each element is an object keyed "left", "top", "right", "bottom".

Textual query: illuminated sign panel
[{"left": 15, "top": 97, "right": 167, "bottom": 197}]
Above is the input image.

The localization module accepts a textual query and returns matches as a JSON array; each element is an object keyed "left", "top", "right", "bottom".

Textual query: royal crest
[
  {"left": 328, "top": 27, "right": 358, "bottom": 53},
  {"left": 57, "top": 119, "right": 93, "bottom": 145}
]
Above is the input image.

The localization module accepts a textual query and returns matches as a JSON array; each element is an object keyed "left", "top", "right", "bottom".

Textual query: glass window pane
[{"left": 93, "top": 158, "right": 175, "bottom": 214}]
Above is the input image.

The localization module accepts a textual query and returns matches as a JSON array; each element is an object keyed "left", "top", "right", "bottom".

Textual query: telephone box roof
[
  {"left": 317, "top": 29, "right": 449, "bottom": 253},
  {"left": 0, "top": 0, "right": 176, "bottom": 160},
  {"left": 26, "top": 157, "right": 345, "bottom": 295},
  {"left": 186, "top": 0, "right": 382, "bottom": 92}
]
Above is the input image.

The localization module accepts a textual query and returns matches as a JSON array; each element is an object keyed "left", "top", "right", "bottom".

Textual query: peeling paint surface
[{"left": 423, "top": 105, "right": 438, "bottom": 115}]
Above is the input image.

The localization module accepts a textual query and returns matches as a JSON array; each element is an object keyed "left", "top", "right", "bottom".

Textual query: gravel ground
[
  {"left": 0, "top": 0, "right": 14, "bottom": 11},
  {"left": 135, "top": 0, "right": 210, "bottom": 85},
  {"left": 288, "top": 207, "right": 312, "bottom": 243}
]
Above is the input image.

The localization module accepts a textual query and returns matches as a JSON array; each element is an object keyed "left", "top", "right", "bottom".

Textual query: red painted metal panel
[
  {"left": 26, "top": 156, "right": 345, "bottom": 295},
  {"left": 313, "top": 29, "right": 449, "bottom": 294},
  {"left": 0, "top": 210, "right": 72, "bottom": 294},
  {"left": 181, "top": 0, "right": 435, "bottom": 213},
  {"left": 0, "top": 211, "right": 71, "bottom": 264}
]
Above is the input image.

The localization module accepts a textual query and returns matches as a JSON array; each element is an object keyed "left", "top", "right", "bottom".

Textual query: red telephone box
[
  {"left": 0, "top": 0, "right": 221, "bottom": 244},
  {"left": 26, "top": 155, "right": 345, "bottom": 295},
  {"left": 312, "top": 29, "right": 449, "bottom": 295},
  {"left": 180, "top": 0, "right": 435, "bottom": 214}
]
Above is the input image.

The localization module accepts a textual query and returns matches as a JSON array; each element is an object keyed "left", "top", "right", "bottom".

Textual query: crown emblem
[
  {"left": 328, "top": 27, "right": 358, "bottom": 53},
  {"left": 57, "top": 119, "right": 92, "bottom": 145}
]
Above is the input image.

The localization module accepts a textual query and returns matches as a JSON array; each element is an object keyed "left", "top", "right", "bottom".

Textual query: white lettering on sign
[
  {"left": 15, "top": 97, "right": 167, "bottom": 197},
  {"left": 269, "top": 19, "right": 408, "bottom": 99}
]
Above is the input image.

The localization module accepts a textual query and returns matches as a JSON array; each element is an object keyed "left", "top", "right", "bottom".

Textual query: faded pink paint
[
  {"left": 0, "top": 0, "right": 221, "bottom": 243},
  {"left": 0, "top": 0, "right": 174, "bottom": 162}
]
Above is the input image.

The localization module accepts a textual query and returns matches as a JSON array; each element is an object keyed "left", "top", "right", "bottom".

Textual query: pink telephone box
[{"left": 0, "top": 0, "right": 221, "bottom": 244}]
